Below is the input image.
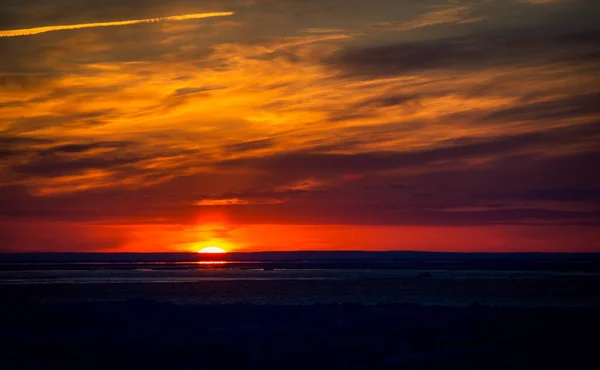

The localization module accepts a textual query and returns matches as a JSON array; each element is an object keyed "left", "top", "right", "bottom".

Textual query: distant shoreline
[{"left": 2, "top": 251, "right": 600, "bottom": 273}]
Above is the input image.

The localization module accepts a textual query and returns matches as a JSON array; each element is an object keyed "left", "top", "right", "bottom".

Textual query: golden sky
[{"left": 1, "top": 0, "right": 599, "bottom": 252}]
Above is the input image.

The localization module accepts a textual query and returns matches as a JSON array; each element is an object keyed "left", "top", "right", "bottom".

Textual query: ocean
[
  {"left": 2, "top": 252, "right": 600, "bottom": 369},
  {"left": 2, "top": 252, "right": 599, "bottom": 306}
]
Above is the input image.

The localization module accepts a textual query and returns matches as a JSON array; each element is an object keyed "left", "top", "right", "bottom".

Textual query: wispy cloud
[
  {"left": 398, "top": 6, "right": 480, "bottom": 30},
  {"left": 195, "top": 198, "right": 250, "bottom": 206},
  {"left": 518, "top": 0, "right": 564, "bottom": 4},
  {"left": 365, "top": 6, "right": 484, "bottom": 34},
  {"left": 0, "top": 12, "right": 234, "bottom": 37},
  {"left": 195, "top": 198, "right": 283, "bottom": 206}
]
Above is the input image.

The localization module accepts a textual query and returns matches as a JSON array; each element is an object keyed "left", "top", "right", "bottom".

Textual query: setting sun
[{"left": 198, "top": 246, "right": 227, "bottom": 254}]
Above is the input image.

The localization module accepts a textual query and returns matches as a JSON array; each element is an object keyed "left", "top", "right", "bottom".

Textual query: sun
[{"left": 197, "top": 246, "right": 227, "bottom": 254}]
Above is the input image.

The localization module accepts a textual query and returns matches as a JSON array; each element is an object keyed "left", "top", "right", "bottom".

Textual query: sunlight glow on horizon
[{"left": 198, "top": 246, "right": 227, "bottom": 254}]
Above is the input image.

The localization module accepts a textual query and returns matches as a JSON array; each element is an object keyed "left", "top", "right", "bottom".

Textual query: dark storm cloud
[{"left": 328, "top": 29, "right": 600, "bottom": 76}]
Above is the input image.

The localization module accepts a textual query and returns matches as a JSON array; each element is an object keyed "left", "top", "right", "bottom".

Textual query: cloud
[
  {"left": 223, "top": 138, "right": 276, "bottom": 154},
  {"left": 366, "top": 6, "right": 485, "bottom": 33},
  {"left": 0, "top": 73, "right": 58, "bottom": 91},
  {"left": 518, "top": 188, "right": 600, "bottom": 202},
  {"left": 4, "top": 110, "right": 115, "bottom": 134},
  {"left": 481, "top": 92, "right": 600, "bottom": 122},
  {"left": 518, "top": 0, "right": 564, "bottom": 4},
  {"left": 328, "top": 29, "right": 600, "bottom": 76},
  {"left": 1, "top": 138, "right": 203, "bottom": 196},
  {"left": 0, "top": 135, "right": 50, "bottom": 149},
  {"left": 0, "top": 12, "right": 234, "bottom": 37},
  {"left": 1, "top": 144, "right": 599, "bottom": 227},
  {"left": 195, "top": 198, "right": 283, "bottom": 206},
  {"left": 174, "top": 86, "right": 224, "bottom": 96},
  {"left": 38, "top": 141, "right": 132, "bottom": 155},
  {"left": 218, "top": 124, "right": 600, "bottom": 177},
  {"left": 176, "top": 203, "right": 600, "bottom": 227},
  {"left": 400, "top": 6, "right": 477, "bottom": 29},
  {"left": 354, "top": 94, "right": 420, "bottom": 108},
  {"left": 195, "top": 198, "right": 250, "bottom": 206},
  {"left": 0, "top": 138, "right": 130, "bottom": 161},
  {"left": 13, "top": 154, "right": 139, "bottom": 178}
]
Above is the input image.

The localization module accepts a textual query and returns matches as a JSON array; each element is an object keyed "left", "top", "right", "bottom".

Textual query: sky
[{"left": 0, "top": 0, "right": 599, "bottom": 253}]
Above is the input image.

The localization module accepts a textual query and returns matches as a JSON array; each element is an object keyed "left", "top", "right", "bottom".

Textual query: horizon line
[{"left": 1, "top": 250, "right": 598, "bottom": 255}]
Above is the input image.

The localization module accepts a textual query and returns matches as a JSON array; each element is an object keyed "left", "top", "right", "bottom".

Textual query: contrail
[{"left": 0, "top": 12, "right": 234, "bottom": 37}]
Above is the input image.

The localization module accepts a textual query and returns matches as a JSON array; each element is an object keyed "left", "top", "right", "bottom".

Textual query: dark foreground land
[{"left": 1, "top": 300, "right": 599, "bottom": 370}]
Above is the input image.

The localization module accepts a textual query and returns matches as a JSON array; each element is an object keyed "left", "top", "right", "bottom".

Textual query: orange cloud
[
  {"left": 196, "top": 198, "right": 250, "bottom": 206},
  {"left": 195, "top": 198, "right": 284, "bottom": 206}
]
